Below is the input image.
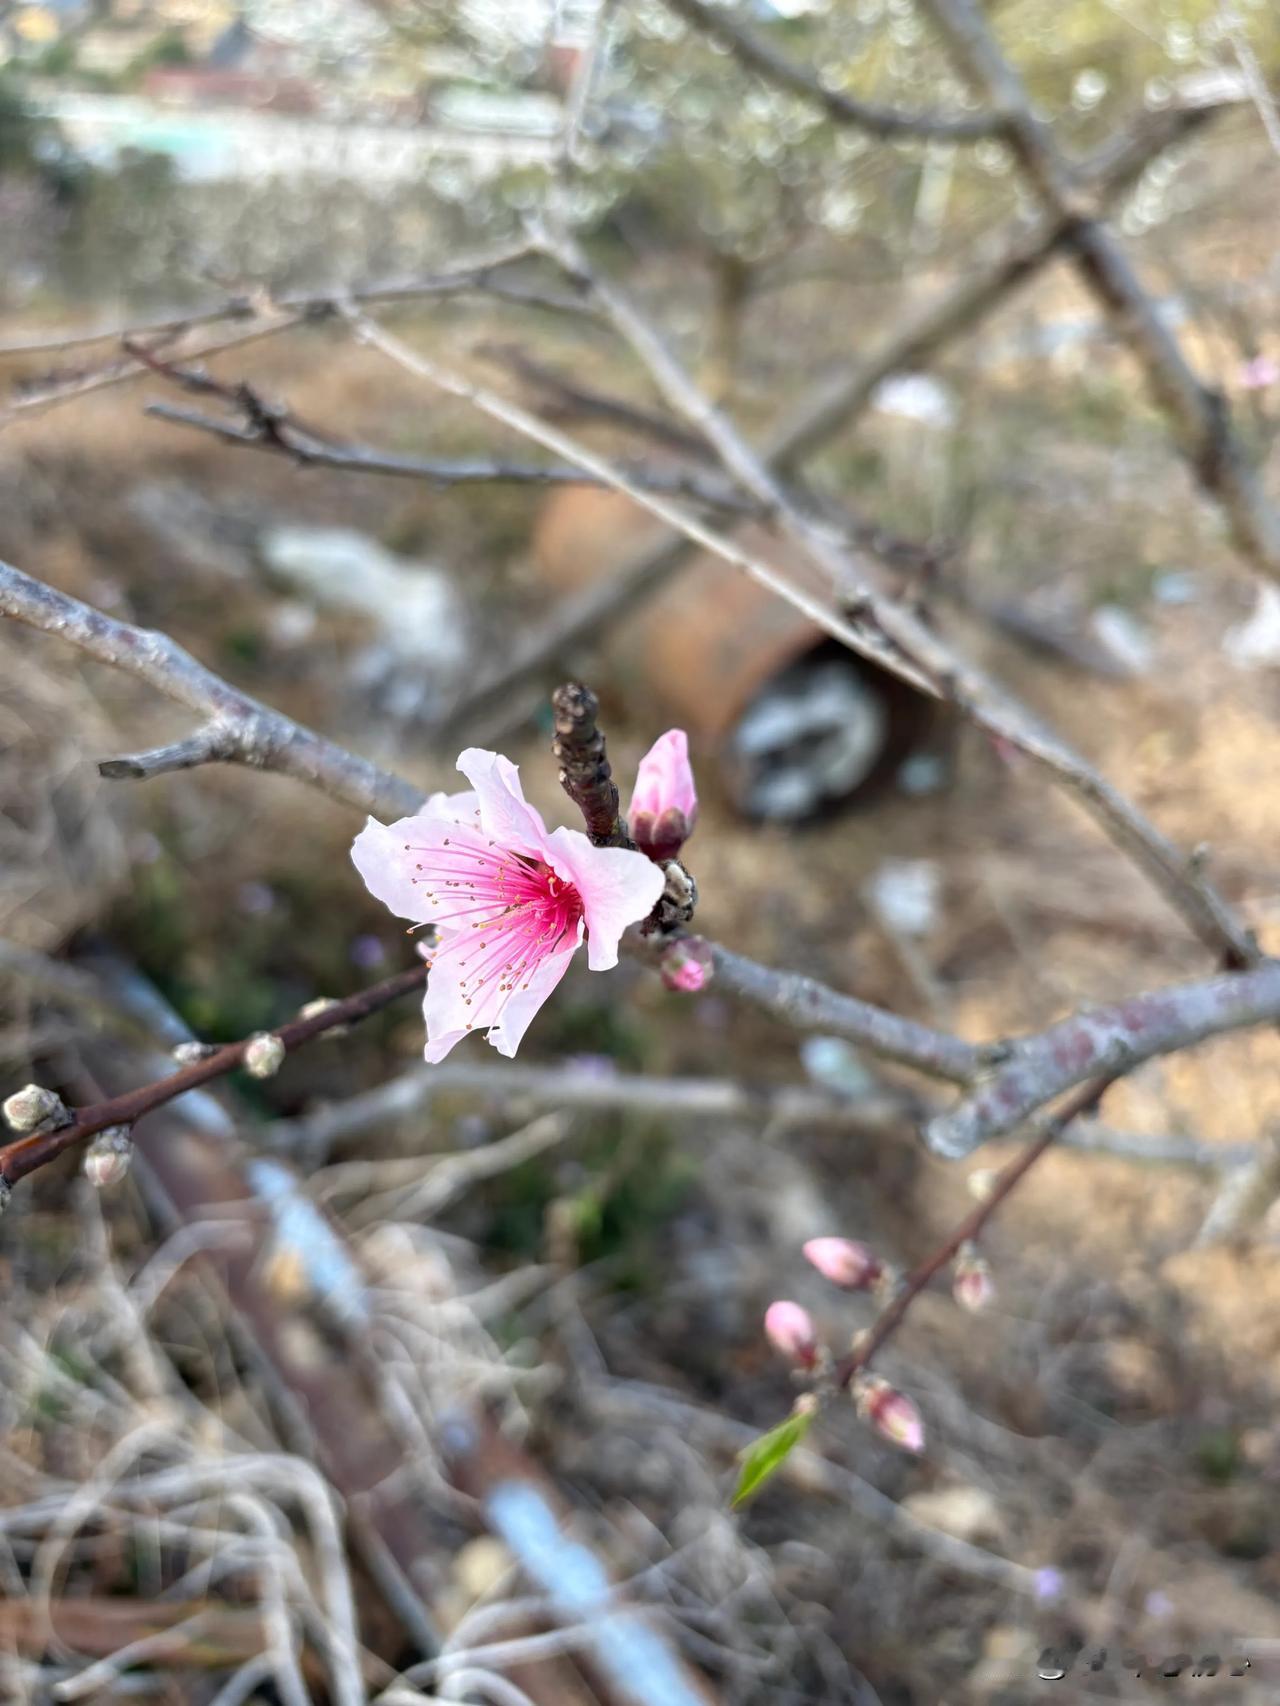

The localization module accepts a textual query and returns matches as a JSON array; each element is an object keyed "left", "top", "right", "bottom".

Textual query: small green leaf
[{"left": 731, "top": 1407, "right": 814, "bottom": 1508}]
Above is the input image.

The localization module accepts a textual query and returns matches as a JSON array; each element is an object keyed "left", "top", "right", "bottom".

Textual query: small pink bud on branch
[
  {"left": 659, "top": 936, "right": 714, "bottom": 993},
  {"left": 952, "top": 1241, "right": 995, "bottom": 1312},
  {"left": 629, "top": 730, "right": 697, "bottom": 862},
  {"left": 83, "top": 1127, "right": 134, "bottom": 1188},
  {"left": 764, "top": 1300, "right": 819, "bottom": 1368},
  {"left": 803, "top": 1237, "right": 883, "bottom": 1291},
  {"left": 852, "top": 1373, "right": 925, "bottom": 1454}
]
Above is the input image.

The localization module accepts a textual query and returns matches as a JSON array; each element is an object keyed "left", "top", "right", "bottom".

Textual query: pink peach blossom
[
  {"left": 352, "top": 748, "right": 664, "bottom": 1062},
  {"left": 629, "top": 729, "right": 697, "bottom": 862},
  {"left": 764, "top": 1300, "right": 818, "bottom": 1367}
]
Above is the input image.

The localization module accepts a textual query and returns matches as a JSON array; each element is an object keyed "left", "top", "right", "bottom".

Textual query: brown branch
[
  {"left": 6, "top": 559, "right": 1275, "bottom": 1181},
  {"left": 664, "top": 0, "right": 1004, "bottom": 141},
  {"left": 550, "top": 681, "right": 632, "bottom": 847},
  {"left": 921, "top": 0, "right": 1280, "bottom": 581},
  {"left": 834, "top": 1075, "right": 1115, "bottom": 1390},
  {"left": 0, "top": 963, "right": 427, "bottom": 1189},
  {"left": 926, "top": 959, "right": 1280, "bottom": 1157}
]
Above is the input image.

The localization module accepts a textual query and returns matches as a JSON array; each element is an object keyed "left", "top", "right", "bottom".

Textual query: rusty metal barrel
[{"left": 533, "top": 489, "right": 936, "bottom": 821}]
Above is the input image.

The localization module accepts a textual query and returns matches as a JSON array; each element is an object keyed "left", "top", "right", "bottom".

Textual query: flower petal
[
  {"left": 546, "top": 827, "right": 665, "bottom": 970},
  {"left": 422, "top": 921, "right": 581, "bottom": 1061},
  {"left": 351, "top": 791, "right": 478, "bottom": 923},
  {"left": 456, "top": 748, "right": 553, "bottom": 858},
  {"left": 630, "top": 729, "right": 697, "bottom": 826}
]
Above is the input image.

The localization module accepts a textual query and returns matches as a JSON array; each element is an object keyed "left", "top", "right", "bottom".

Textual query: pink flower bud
[
  {"left": 629, "top": 731, "right": 697, "bottom": 862},
  {"left": 659, "top": 936, "right": 713, "bottom": 993},
  {"left": 952, "top": 1243, "right": 995, "bottom": 1313},
  {"left": 764, "top": 1300, "right": 818, "bottom": 1368},
  {"left": 1240, "top": 355, "right": 1280, "bottom": 391},
  {"left": 83, "top": 1127, "right": 134, "bottom": 1189},
  {"left": 803, "top": 1237, "right": 882, "bottom": 1291},
  {"left": 854, "top": 1374, "right": 924, "bottom": 1454}
]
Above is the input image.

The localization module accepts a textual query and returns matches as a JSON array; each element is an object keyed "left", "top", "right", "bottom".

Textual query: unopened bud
[
  {"left": 967, "top": 1168, "right": 998, "bottom": 1202},
  {"left": 764, "top": 1300, "right": 819, "bottom": 1369},
  {"left": 803, "top": 1236, "right": 883, "bottom": 1292},
  {"left": 299, "top": 998, "right": 348, "bottom": 1036},
  {"left": 633, "top": 805, "right": 694, "bottom": 864},
  {"left": 243, "top": 1033, "right": 286, "bottom": 1079},
  {"left": 953, "top": 1242, "right": 995, "bottom": 1312},
  {"left": 83, "top": 1127, "right": 134, "bottom": 1188},
  {"left": 659, "top": 936, "right": 714, "bottom": 994},
  {"left": 853, "top": 1373, "right": 925, "bottom": 1454},
  {"left": 171, "top": 1041, "right": 217, "bottom": 1065},
  {"left": 3, "top": 1083, "right": 68, "bottom": 1134}
]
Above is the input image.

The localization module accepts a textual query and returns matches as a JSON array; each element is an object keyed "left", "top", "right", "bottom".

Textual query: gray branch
[
  {"left": 922, "top": 0, "right": 1280, "bottom": 581},
  {"left": 143, "top": 400, "right": 756, "bottom": 513},
  {"left": 664, "top": 0, "right": 1004, "bottom": 141},
  {"left": 532, "top": 225, "right": 1256, "bottom": 969},
  {"left": 0, "top": 560, "right": 421, "bottom": 817},
  {"left": 926, "top": 959, "right": 1280, "bottom": 1156}
]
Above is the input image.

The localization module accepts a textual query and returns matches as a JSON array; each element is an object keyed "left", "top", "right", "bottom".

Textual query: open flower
[
  {"left": 628, "top": 729, "right": 697, "bottom": 862},
  {"left": 353, "top": 748, "right": 665, "bottom": 1062}
]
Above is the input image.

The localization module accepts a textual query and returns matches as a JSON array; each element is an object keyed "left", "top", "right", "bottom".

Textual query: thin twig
[
  {"left": 505, "top": 230, "right": 1258, "bottom": 968},
  {"left": 430, "top": 103, "right": 1221, "bottom": 736},
  {"left": 921, "top": 0, "right": 1280, "bottom": 580},
  {"left": 834, "top": 1075, "right": 1115, "bottom": 1390},
  {"left": 0, "top": 964, "right": 428, "bottom": 1189},
  {"left": 268, "top": 1057, "right": 1238, "bottom": 1174},
  {"left": 664, "top": 0, "right": 1004, "bottom": 141},
  {"left": 0, "top": 559, "right": 420, "bottom": 815}
]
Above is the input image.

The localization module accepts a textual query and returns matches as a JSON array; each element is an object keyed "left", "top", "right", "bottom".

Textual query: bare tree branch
[
  {"left": 664, "top": 0, "right": 1004, "bottom": 141},
  {"left": 0, "top": 964, "right": 428, "bottom": 1189},
  {"left": 142, "top": 397, "right": 754, "bottom": 511},
  {"left": 835, "top": 1074, "right": 1115, "bottom": 1389},
  {"left": 514, "top": 228, "right": 1258, "bottom": 969},
  {"left": 0, "top": 560, "right": 421, "bottom": 817},
  {"left": 766, "top": 101, "right": 1222, "bottom": 469},
  {"left": 387, "top": 104, "right": 1224, "bottom": 739},
  {"left": 1195, "top": 1127, "right": 1280, "bottom": 1244},
  {"left": 683, "top": 939, "right": 982, "bottom": 1083},
  {"left": 926, "top": 959, "right": 1280, "bottom": 1157},
  {"left": 0, "top": 240, "right": 591, "bottom": 424},
  {"left": 921, "top": 0, "right": 1280, "bottom": 580},
  {"left": 268, "top": 1054, "right": 1248, "bottom": 1174},
  {"left": 345, "top": 307, "right": 941, "bottom": 697}
]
